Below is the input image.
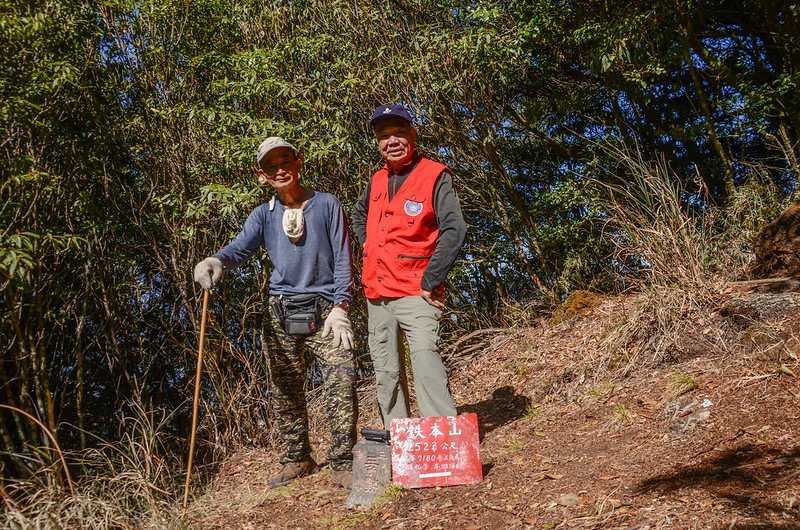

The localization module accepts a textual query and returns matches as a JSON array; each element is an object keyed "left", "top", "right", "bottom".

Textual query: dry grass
[
  {"left": 3, "top": 488, "right": 139, "bottom": 530},
  {"left": 593, "top": 143, "right": 786, "bottom": 371},
  {"left": 598, "top": 144, "right": 716, "bottom": 296},
  {"left": 200, "top": 337, "right": 276, "bottom": 457},
  {"left": 1, "top": 404, "right": 184, "bottom": 530},
  {"left": 598, "top": 286, "right": 707, "bottom": 371}
]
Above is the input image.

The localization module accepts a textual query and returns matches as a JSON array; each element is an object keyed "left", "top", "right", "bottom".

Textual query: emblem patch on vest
[{"left": 404, "top": 200, "right": 423, "bottom": 217}]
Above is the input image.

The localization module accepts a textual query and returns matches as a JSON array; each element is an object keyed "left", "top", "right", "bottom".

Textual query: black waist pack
[{"left": 271, "top": 294, "right": 323, "bottom": 336}]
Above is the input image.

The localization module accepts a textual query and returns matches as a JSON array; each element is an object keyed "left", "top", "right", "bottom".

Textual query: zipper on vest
[{"left": 397, "top": 254, "right": 431, "bottom": 260}]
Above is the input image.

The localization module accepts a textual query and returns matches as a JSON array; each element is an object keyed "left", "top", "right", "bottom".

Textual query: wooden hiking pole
[{"left": 183, "top": 289, "right": 210, "bottom": 510}]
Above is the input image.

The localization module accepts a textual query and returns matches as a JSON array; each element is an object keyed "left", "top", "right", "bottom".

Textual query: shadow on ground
[
  {"left": 636, "top": 443, "right": 800, "bottom": 525},
  {"left": 459, "top": 385, "right": 531, "bottom": 440}
]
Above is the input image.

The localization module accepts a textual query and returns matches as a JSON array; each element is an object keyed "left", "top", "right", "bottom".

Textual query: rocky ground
[{"left": 186, "top": 285, "right": 800, "bottom": 529}]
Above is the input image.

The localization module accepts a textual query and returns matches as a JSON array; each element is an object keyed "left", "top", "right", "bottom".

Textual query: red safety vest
[{"left": 362, "top": 157, "right": 449, "bottom": 299}]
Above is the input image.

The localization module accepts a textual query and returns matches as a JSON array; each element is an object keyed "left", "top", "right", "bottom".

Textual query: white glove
[
  {"left": 322, "top": 307, "right": 353, "bottom": 350},
  {"left": 193, "top": 257, "right": 224, "bottom": 290}
]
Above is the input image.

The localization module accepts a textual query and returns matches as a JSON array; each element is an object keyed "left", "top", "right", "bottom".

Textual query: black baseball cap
[{"left": 369, "top": 104, "right": 413, "bottom": 128}]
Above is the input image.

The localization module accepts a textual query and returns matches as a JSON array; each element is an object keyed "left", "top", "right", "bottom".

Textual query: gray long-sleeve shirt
[
  {"left": 213, "top": 191, "right": 352, "bottom": 304},
  {"left": 351, "top": 154, "right": 467, "bottom": 292}
]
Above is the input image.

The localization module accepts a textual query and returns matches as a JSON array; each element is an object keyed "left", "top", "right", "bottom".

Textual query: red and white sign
[{"left": 390, "top": 413, "right": 482, "bottom": 489}]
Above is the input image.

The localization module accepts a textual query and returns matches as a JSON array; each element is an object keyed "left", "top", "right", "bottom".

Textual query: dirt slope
[{"left": 187, "top": 290, "right": 800, "bottom": 529}]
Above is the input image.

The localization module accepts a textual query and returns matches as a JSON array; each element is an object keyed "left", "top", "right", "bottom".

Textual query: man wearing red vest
[{"left": 351, "top": 104, "right": 467, "bottom": 429}]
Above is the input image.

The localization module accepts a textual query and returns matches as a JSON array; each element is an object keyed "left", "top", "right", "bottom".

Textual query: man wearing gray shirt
[{"left": 194, "top": 137, "right": 357, "bottom": 490}]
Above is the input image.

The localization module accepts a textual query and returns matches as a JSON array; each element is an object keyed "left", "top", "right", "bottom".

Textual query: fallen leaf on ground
[
  {"left": 534, "top": 473, "right": 564, "bottom": 482},
  {"left": 558, "top": 493, "right": 580, "bottom": 506}
]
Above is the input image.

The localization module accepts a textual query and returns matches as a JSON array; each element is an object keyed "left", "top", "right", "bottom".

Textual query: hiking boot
[
  {"left": 268, "top": 457, "right": 317, "bottom": 488},
  {"left": 330, "top": 469, "right": 353, "bottom": 491}
]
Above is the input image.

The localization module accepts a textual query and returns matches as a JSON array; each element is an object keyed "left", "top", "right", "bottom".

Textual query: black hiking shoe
[{"left": 268, "top": 457, "right": 317, "bottom": 488}]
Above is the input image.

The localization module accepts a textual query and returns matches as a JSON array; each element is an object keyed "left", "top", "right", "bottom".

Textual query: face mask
[{"left": 283, "top": 208, "right": 305, "bottom": 243}]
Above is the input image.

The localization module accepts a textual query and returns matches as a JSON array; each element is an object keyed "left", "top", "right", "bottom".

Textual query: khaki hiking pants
[{"left": 367, "top": 296, "right": 457, "bottom": 429}]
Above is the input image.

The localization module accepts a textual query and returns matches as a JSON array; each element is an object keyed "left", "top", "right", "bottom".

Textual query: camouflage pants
[{"left": 266, "top": 298, "right": 357, "bottom": 471}]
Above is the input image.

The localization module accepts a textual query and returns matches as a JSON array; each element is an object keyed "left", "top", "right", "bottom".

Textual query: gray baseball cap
[{"left": 256, "top": 136, "right": 298, "bottom": 164}]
